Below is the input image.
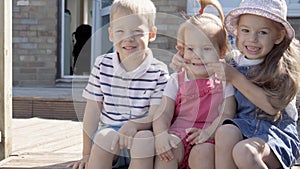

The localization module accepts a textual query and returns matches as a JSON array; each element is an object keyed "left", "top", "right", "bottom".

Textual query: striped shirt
[{"left": 82, "top": 49, "right": 169, "bottom": 126}]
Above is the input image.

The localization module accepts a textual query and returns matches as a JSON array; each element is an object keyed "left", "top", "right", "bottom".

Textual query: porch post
[{"left": 0, "top": 0, "right": 12, "bottom": 160}]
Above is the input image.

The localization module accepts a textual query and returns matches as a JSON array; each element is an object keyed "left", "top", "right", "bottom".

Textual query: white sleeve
[
  {"left": 224, "top": 82, "right": 234, "bottom": 98},
  {"left": 163, "top": 73, "right": 179, "bottom": 101}
]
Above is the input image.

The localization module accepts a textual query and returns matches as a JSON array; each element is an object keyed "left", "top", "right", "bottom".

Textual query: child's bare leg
[
  {"left": 215, "top": 124, "right": 243, "bottom": 169},
  {"left": 129, "top": 130, "right": 154, "bottom": 169},
  {"left": 188, "top": 143, "right": 214, "bottom": 169},
  {"left": 232, "top": 138, "right": 281, "bottom": 169},
  {"left": 87, "top": 128, "right": 119, "bottom": 169},
  {"left": 154, "top": 136, "right": 184, "bottom": 169}
]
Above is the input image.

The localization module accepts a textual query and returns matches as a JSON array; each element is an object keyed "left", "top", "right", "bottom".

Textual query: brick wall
[
  {"left": 12, "top": 0, "right": 58, "bottom": 86},
  {"left": 150, "top": 0, "right": 187, "bottom": 73}
]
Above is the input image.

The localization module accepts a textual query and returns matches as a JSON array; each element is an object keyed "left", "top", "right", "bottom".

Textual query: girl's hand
[
  {"left": 207, "top": 61, "right": 237, "bottom": 82},
  {"left": 67, "top": 155, "right": 89, "bottom": 169},
  {"left": 186, "top": 128, "right": 211, "bottom": 145},
  {"left": 169, "top": 45, "right": 188, "bottom": 72},
  {"left": 155, "top": 131, "right": 179, "bottom": 161}
]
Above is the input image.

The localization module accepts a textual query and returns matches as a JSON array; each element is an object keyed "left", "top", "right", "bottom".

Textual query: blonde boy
[{"left": 69, "top": 0, "right": 169, "bottom": 168}]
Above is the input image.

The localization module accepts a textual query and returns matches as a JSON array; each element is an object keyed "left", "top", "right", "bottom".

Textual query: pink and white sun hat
[{"left": 225, "top": 0, "right": 295, "bottom": 39}]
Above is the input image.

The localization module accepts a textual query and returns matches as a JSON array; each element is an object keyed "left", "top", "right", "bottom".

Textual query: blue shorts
[{"left": 92, "top": 125, "right": 131, "bottom": 168}]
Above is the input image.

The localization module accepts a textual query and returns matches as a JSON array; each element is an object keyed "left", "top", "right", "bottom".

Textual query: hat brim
[{"left": 225, "top": 7, "right": 295, "bottom": 39}]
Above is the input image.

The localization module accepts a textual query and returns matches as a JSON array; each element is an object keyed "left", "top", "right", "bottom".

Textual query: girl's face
[
  {"left": 183, "top": 25, "right": 221, "bottom": 79},
  {"left": 236, "top": 14, "right": 285, "bottom": 60}
]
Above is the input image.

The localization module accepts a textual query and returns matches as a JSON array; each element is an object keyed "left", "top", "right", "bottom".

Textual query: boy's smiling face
[{"left": 109, "top": 10, "right": 157, "bottom": 65}]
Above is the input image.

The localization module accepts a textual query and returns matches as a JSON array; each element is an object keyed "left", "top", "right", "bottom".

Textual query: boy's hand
[
  {"left": 66, "top": 155, "right": 89, "bottom": 169},
  {"left": 111, "top": 122, "right": 137, "bottom": 150},
  {"left": 186, "top": 128, "right": 211, "bottom": 145},
  {"left": 155, "top": 131, "right": 179, "bottom": 161}
]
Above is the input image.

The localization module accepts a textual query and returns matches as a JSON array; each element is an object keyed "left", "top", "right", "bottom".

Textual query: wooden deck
[
  {"left": 0, "top": 118, "right": 82, "bottom": 169},
  {"left": 0, "top": 117, "right": 299, "bottom": 169}
]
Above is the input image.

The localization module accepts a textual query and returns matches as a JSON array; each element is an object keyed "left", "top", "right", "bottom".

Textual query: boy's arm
[
  {"left": 82, "top": 100, "right": 102, "bottom": 156},
  {"left": 114, "top": 104, "right": 160, "bottom": 150},
  {"left": 122, "top": 95, "right": 174, "bottom": 131},
  {"left": 121, "top": 104, "right": 159, "bottom": 132},
  {"left": 129, "top": 67, "right": 170, "bottom": 131}
]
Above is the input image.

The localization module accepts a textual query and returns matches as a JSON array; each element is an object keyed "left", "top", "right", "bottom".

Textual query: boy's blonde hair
[{"left": 110, "top": 0, "right": 156, "bottom": 29}]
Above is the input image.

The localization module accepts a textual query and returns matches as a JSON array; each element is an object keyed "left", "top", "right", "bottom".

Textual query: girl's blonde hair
[
  {"left": 177, "top": 0, "right": 228, "bottom": 56},
  {"left": 247, "top": 34, "right": 300, "bottom": 111},
  {"left": 110, "top": 0, "right": 156, "bottom": 29}
]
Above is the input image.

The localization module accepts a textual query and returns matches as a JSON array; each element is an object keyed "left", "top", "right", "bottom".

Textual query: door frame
[{"left": 91, "top": 0, "right": 112, "bottom": 65}]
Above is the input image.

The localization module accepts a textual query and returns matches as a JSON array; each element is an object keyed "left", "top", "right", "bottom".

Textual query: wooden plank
[
  {"left": 12, "top": 100, "right": 33, "bottom": 118},
  {"left": 11, "top": 118, "right": 82, "bottom": 154},
  {"left": 0, "top": 118, "right": 83, "bottom": 169},
  {"left": 0, "top": 153, "right": 81, "bottom": 169},
  {"left": 0, "top": 0, "right": 12, "bottom": 160},
  {"left": 12, "top": 98, "right": 86, "bottom": 121}
]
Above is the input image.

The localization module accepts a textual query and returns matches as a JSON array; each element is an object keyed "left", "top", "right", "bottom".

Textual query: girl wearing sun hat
[
  {"left": 207, "top": 0, "right": 300, "bottom": 168},
  {"left": 169, "top": 0, "right": 300, "bottom": 168}
]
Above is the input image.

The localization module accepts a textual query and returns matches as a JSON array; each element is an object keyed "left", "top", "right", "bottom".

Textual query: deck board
[{"left": 0, "top": 118, "right": 82, "bottom": 169}]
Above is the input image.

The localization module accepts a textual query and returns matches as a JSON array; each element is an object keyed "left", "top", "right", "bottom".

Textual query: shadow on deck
[{"left": 0, "top": 118, "right": 82, "bottom": 169}]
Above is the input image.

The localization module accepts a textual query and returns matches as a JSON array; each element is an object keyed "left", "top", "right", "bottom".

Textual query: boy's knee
[
  {"left": 134, "top": 130, "right": 153, "bottom": 138},
  {"left": 131, "top": 130, "right": 154, "bottom": 158},
  {"left": 93, "top": 129, "right": 118, "bottom": 151}
]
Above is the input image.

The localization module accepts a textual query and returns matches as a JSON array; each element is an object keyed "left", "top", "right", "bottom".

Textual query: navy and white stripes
[{"left": 83, "top": 51, "right": 169, "bottom": 126}]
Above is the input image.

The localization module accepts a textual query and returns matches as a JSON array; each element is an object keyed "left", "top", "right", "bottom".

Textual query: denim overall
[{"left": 224, "top": 62, "right": 300, "bottom": 168}]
